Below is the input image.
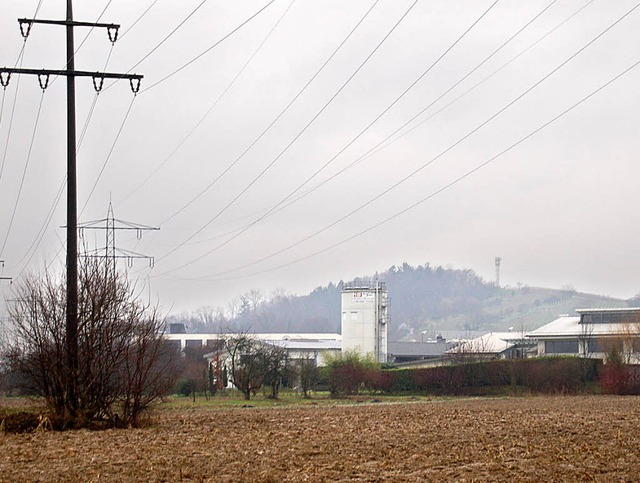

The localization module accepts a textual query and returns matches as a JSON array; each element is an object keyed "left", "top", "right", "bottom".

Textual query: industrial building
[
  {"left": 341, "top": 280, "right": 388, "bottom": 363},
  {"left": 527, "top": 307, "right": 640, "bottom": 363},
  {"left": 164, "top": 332, "right": 341, "bottom": 366}
]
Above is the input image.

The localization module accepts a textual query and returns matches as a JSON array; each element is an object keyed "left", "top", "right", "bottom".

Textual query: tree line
[{"left": 168, "top": 262, "right": 499, "bottom": 338}]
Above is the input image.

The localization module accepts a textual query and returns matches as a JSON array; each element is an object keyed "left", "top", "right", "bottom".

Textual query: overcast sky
[{"left": 1, "top": 0, "right": 639, "bottom": 313}]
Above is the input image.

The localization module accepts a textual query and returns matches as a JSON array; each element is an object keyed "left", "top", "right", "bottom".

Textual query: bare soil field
[{"left": 1, "top": 395, "right": 639, "bottom": 482}]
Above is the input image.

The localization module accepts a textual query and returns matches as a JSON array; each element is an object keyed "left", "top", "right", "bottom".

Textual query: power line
[
  {"left": 225, "top": 0, "right": 593, "bottom": 247},
  {"left": 177, "top": 0, "right": 639, "bottom": 280},
  {"left": 352, "top": 0, "right": 598, "bottom": 168},
  {"left": 102, "top": 0, "right": 208, "bottom": 92},
  {"left": 155, "top": 0, "right": 418, "bottom": 269},
  {"left": 269, "top": 0, "right": 558, "bottom": 210},
  {"left": 119, "top": 0, "right": 160, "bottom": 40},
  {"left": 201, "top": 0, "right": 597, "bottom": 246},
  {"left": 3, "top": 1, "right": 148, "bottom": 414},
  {"left": 154, "top": 0, "right": 381, "bottom": 227},
  {"left": 0, "top": 49, "right": 27, "bottom": 183},
  {"left": 118, "top": 0, "right": 299, "bottom": 206},
  {"left": 152, "top": 0, "right": 380, "bottom": 225},
  {"left": 196, "top": 56, "right": 640, "bottom": 282},
  {"left": 13, "top": 176, "right": 65, "bottom": 276},
  {"left": 80, "top": 94, "right": 137, "bottom": 216},
  {"left": 14, "top": 85, "right": 106, "bottom": 276},
  {"left": 12, "top": 11, "right": 120, "bottom": 281},
  {"left": 160, "top": 0, "right": 502, "bottom": 271},
  {"left": 141, "top": 0, "right": 277, "bottom": 93},
  {"left": 0, "top": 90, "right": 46, "bottom": 258}
]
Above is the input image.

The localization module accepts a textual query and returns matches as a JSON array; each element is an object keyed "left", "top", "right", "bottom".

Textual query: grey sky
[{"left": 1, "top": 0, "right": 639, "bottom": 312}]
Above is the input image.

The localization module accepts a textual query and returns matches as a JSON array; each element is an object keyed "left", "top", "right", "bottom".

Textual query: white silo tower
[{"left": 341, "top": 280, "right": 388, "bottom": 363}]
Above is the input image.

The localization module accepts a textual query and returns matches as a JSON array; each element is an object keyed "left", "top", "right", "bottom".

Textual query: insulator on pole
[
  {"left": 129, "top": 77, "right": 141, "bottom": 94},
  {"left": 107, "top": 26, "right": 119, "bottom": 44},
  {"left": 19, "top": 20, "right": 32, "bottom": 39},
  {"left": 0, "top": 72, "right": 11, "bottom": 89},
  {"left": 92, "top": 75, "right": 104, "bottom": 93},
  {"left": 37, "top": 72, "right": 50, "bottom": 91}
]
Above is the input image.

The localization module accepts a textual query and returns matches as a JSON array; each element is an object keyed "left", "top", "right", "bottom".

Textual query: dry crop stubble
[{"left": 0, "top": 395, "right": 639, "bottom": 481}]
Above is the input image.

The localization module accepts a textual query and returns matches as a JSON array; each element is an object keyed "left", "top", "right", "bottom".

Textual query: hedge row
[{"left": 365, "top": 357, "right": 602, "bottom": 396}]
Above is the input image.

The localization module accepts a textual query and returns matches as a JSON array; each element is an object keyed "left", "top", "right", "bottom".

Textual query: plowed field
[{"left": 1, "top": 396, "right": 639, "bottom": 482}]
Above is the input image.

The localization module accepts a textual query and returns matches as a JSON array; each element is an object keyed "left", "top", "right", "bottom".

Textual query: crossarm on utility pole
[
  {"left": 19, "top": 18, "right": 120, "bottom": 29},
  {"left": 0, "top": 68, "right": 142, "bottom": 80}
]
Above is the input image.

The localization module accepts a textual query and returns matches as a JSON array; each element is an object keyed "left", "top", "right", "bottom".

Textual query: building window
[
  {"left": 587, "top": 339, "right": 603, "bottom": 353},
  {"left": 545, "top": 339, "right": 579, "bottom": 354},
  {"left": 587, "top": 338, "right": 622, "bottom": 354},
  {"left": 185, "top": 339, "right": 203, "bottom": 349},
  {"left": 165, "top": 340, "right": 181, "bottom": 353},
  {"left": 581, "top": 312, "right": 640, "bottom": 324}
]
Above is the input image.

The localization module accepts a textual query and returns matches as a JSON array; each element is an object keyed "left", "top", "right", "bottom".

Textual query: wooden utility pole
[
  {"left": 1, "top": 1, "right": 142, "bottom": 415},
  {"left": 66, "top": 0, "right": 79, "bottom": 415}
]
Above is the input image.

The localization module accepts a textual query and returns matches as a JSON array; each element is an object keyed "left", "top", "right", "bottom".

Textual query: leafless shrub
[
  {"left": 223, "top": 331, "right": 287, "bottom": 400},
  {"left": 3, "top": 259, "right": 179, "bottom": 428}
]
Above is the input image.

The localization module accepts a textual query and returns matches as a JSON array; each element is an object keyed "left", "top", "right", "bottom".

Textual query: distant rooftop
[
  {"left": 342, "top": 280, "right": 386, "bottom": 291},
  {"left": 388, "top": 341, "right": 452, "bottom": 358},
  {"left": 527, "top": 309, "right": 640, "bottom": 339},
  {"left": 576, "top": 307, "right": 640, "bottom": 315}
]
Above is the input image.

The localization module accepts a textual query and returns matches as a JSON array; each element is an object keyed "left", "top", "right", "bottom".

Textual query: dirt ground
[{"left": 1, "top": 395, "right": 639, "bottom": 482}]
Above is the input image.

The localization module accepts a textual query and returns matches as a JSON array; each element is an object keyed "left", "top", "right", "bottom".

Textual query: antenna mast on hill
[{"left": 495, "top": 257, "right": 502, "bottom": 287}]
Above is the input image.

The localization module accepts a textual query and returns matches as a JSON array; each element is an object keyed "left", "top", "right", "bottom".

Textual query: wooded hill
[{"left": 170, "top": 262, "right": 631, "bottom": 341}]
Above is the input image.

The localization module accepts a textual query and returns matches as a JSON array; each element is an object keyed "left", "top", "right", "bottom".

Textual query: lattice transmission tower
[{"left": 79, "top": 203, "right": 159, "bottom": 278}]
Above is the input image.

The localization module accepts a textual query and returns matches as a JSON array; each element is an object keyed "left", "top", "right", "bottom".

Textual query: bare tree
[
  {"left": 197, "top": 305, "right": 226, "bottom": 330},
  {"left": 298, "top": 352, "right": 318, "bottom": 398},
  {"left": 262, "top": 343, "right": 288, "bottom": 399},
  {"left": 226, "top": 298, "right": 241, "bottom": 320},
  {"left": 223, "top": 332, "right": 267, "bottom": 400},
  {"left": 222, "top": 332, "right": 287, "bottom": 400},
  {"left": 3, "top": 259, "right": 179, "bottom": 427}
]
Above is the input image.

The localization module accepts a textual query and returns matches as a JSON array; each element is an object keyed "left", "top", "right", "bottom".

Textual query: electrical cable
[
  {"left": 0, "top": 90, "right": 46, "bottom": 258},
  {"left": 0, "top": 90, "right": 6, "bottom": 134},
  {"left": 118, "top": 0, "right": 299, "bottom": 206},
  {"left": 268, "top": 0, "right": 558, "bottom": 211},
  {"left": 129, "top": 0, "right": 208, "bottom": 73},
  {"left": 119, "top": 0, "right": 160, "bottom": 40},
  {"left": 154, "top": 0, "right": 381, "bottom": 226},
  {"left": 80, "top": 94, "right": 137, "bottom": 216},
  {"left": 155, "top": 0, "right": 419, "bottom": 267},
  {"left": 191, "top": 56, "right": 640, "bottom": 282},
  {"left": 169, "top": 0, "right": 639, "bottom": 280},
  {"left": 3, "top": 2, "right": 121, "bottom": 281},
  {"left": 159, "top": 0, "right": 502, "bottom": 269},
  {"left": 14, "top": 176, "right": 65, "bottom": 275},
  {"left": 180, "top": 0, "right": 598, "bottom": 255},
  {"left": 102, "top": 0, "right": 209, "bottom": 92},
  {"left": 141, "top": 0, "right": 277, "bottom": 93},
  {"left": 0, "top": 48, "right": 27, "bottom": 183},
  {"left": 333, "top": 0, "right": 598, "bottom": 177},
  {"left": 194, "top": 0, "right": 597, "bottom": 246},
  {"left": 14, "top": 26, "right": 120, "bottom": 280}
]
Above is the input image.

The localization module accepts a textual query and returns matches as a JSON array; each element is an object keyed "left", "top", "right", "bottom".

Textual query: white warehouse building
[{"left": 341, "top": 281, "right": 388, "bottom": 363}]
